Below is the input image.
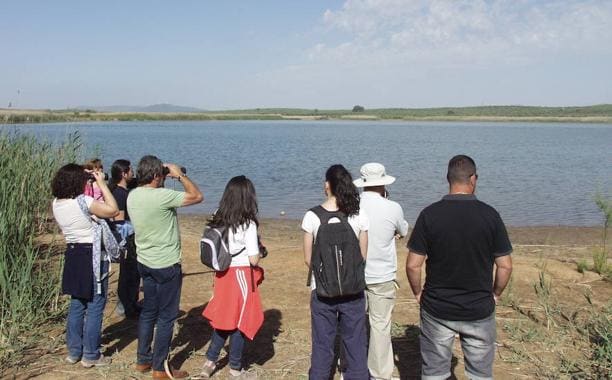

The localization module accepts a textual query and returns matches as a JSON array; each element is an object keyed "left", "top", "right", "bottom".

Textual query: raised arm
[{"left": 165, "top": 163, "right": 203, "bottom": 206}]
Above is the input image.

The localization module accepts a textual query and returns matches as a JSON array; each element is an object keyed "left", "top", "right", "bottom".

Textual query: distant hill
[{"left": 77, "top": 103, "right": 205, "bottom": 113}]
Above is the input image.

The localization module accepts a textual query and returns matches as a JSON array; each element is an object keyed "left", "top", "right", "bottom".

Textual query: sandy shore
[{"left": 5, "top": 216, "right": 611, "bottom": 379}]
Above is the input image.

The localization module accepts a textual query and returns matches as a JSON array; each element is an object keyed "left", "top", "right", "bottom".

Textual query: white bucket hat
[{"left": 353, "top": 162, "right": 396, "bottom": 187}]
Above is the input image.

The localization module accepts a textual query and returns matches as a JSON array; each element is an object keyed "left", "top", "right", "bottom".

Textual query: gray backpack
[
  {"left": 200, "top": 225, "right": 244, "bottom": 271},
  {"left": 307, "top": 206, "right": 365, "bottom": 298}
]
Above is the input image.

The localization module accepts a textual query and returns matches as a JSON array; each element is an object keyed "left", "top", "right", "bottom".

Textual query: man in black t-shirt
[
  {"left": 406, "top": 155, "right": 513, "bottom": 380},
  {"left": 109, "top": 159, "right": 141, "bottom": 319}
]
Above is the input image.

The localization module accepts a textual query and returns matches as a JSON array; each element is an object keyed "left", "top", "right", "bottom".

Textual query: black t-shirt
[
  {"left": 111, "top": 186, "right": 130, "bottom": 221},
  {"left": 407, "top": 194, "right": 512, "bottom": 321}
]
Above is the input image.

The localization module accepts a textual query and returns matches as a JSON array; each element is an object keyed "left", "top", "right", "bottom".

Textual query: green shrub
[
  {"left": 577, "top": 259, "right": 589, "bottom": 274},
  {"left": 0, "top": 131, "right": 82, "bottom": 363}
]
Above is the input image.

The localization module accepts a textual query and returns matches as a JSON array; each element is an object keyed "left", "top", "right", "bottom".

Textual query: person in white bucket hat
[{"left": 354, "top": 163, "right": 409, "bottom": 380}]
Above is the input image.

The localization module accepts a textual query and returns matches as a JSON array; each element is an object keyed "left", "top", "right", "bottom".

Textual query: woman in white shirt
[
  {"left": 51, "top": 163, "right": 118, "bottom": 368},
  {"left": 302, "top": 164, "right": 370, "bottom": 380},
  {"left": 200, "top": 176, "right": 264, "bottom": 379}
]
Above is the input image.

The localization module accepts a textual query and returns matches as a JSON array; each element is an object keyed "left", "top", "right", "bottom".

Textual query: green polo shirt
[{"left": 127, "top": 187, "right": 185, "bottom": 269}]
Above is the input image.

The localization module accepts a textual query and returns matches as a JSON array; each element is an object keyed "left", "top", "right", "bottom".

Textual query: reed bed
[{"left": 0, "top": 130, "right": 82, "bottom": 365}]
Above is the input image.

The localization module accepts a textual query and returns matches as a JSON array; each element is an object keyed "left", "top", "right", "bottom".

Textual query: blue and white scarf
[{"left": 76, "top": 195, "right": 123, "bottom": 294}]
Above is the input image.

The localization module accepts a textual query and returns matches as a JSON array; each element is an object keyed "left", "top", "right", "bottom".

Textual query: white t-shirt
[
  {"left": 301, "top": 209, "right": 369, "bottom": 240},
  {"left": 301, "top": 207, "right": 369, "bottom": 290},
  {"left": 228, "top": 220, "right": 260, "bottom": 267},
  {"left": 52, "top": 196, "right": 95, "bottom": 243},
  {"left": 360, "top": 191, "right": 409, "bottom": 284}
]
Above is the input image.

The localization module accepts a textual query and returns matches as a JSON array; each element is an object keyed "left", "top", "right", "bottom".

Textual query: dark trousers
[
  {"left": 118, "top": 235, "right": 141, "bottom": 316},
  {"left": 206, "top": 329, "right": 245, "bottom": 370},
  {"left": 137, "top": 262, "right": 182, "bottom": 371},
  {"left": 309, "top": 291, "right": 369, "bottom": 380}
]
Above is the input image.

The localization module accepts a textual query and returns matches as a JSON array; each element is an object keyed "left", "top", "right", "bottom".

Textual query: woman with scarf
[{"left": 52, "top": 163, "right": 119, "bottom": 367}]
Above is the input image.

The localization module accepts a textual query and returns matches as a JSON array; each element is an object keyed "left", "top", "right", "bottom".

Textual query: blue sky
[{"left": 1, "top": 0, "right": 611, "bottom": 109}]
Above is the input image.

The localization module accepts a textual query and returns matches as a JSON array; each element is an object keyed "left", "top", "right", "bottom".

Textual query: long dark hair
[
  {"left": 209, "top": 175, "right": 259, "bottom": 232},
  {"left": 326, "top": 164, "right": 360, "bottom": 216},
  {"left": 51, "top": 163, "right": 88, "bottom": 199},
  {"left": 109, "top": 159, "right": 131, "bottom": 192}
]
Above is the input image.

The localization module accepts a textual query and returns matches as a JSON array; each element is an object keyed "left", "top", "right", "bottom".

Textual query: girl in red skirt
[{"left": 200, "top": 176, "right": 264, "bottom": 379}]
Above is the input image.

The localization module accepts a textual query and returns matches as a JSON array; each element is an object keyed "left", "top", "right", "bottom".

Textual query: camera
[{"left": 88, "top": 172, "right": 108, "bottom": 181}]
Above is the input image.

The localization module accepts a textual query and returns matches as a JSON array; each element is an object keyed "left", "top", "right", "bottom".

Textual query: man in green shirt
[{"left": 128, "top": 155, "right": 203, "bottom": 379}]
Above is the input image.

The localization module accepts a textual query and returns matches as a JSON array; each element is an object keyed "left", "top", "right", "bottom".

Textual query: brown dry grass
[{"left": 2, "top": 217, "right": 610, "bottom": 379}]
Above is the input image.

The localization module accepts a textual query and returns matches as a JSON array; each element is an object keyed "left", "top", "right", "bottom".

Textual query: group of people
[{"left": 51, "top": 153, "right": 513, "bottom": 380}]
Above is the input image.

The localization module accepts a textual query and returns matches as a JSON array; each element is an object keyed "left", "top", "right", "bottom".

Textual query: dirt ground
[{"left": 4, "top": 216, "right": 610, "bottom": 379}]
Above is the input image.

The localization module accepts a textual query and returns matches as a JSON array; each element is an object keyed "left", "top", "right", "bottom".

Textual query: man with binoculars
[{"left": 127, "top": 155, "right": 203, "bottom": 379}]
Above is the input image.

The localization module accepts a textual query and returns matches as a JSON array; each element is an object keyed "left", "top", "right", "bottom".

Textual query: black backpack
[
  {"left": 200, "top": 225, "right": 244, "bottom": 271},
  {"left": 306, "top": 206, "right": 366, "bottom": 298}
]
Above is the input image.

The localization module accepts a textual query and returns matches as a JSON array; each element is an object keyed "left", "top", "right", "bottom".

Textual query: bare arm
[
  {"left": 406, "top": 251, "right": 426, "bottom": 303},
  {"left": 303, "top": 232, "right": 313, "bottom": 267},
  {"left": 249, "top": 254, "right": 260, "bottom": 266},
  {"left": 113, "top": 210, "right": 126, "bottom": 221},
  {"left": 493, "top": 255, "right": 513, "bottom": 303},
  {"left": 359, "top": 230, "right": 368, "bottom": 260},
  {"left": 88, "top": 171, "right": 119, "bottom": 218},
  {"left": 165, "top": 163, "right": 203, "bottom": 206}
]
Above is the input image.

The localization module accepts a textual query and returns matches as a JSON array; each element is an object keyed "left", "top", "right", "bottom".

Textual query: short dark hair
[
  {"left": 136, "top": 155, "right": 163, "bottom": 186},
  {"left": 109, "top": 159, "right": 131, "bottom": 191},
  {"left": 447, "top": 155, "right": 476, "bottom": 185},
  {"left": 51, "top": 163, "right": 88, "bottom": 199}
]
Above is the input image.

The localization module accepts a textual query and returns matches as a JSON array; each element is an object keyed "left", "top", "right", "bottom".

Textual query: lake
[{"left": 5, "top": 120, "right": 612, "bottom": 226}]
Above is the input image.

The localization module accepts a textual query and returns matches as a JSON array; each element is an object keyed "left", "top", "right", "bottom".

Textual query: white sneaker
[
  {"left": 81, "top": 354, "right": 111, "bottom": 368},
  {"left": 64, "top": 355, "right": 80, "bottom": 364}
]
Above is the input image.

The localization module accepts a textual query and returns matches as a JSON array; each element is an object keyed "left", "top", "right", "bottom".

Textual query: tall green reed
[{"left": 0, "top": 130, "right": 82, "bottom": 360}]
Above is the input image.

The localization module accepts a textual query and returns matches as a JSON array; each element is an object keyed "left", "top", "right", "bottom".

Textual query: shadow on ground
[{"left": 393, "top": 324, "right": 459, "bottom": 380}]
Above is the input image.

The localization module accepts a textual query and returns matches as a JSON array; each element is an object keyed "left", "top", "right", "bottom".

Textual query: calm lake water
[{"left": 5, "top": 120, "right": 612, "bottom": 226}]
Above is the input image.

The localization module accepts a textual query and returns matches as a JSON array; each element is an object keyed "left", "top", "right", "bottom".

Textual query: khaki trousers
[{"left": 366, "top": 280, "right": 397, "bottom": 380}]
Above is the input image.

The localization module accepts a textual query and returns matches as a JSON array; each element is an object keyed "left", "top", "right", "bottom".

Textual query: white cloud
[{"left": 315, "top": 0, "right": 612, "bottom": 67}]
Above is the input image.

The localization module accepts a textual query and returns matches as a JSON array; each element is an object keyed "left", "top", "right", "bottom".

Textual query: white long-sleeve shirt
[{"left": 360, "top": 191, "right": 409, "bottom": 284}]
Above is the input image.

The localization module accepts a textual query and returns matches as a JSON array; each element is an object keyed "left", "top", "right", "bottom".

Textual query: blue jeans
[
  {"left": 206, "top": 329, "right": 245, "bottom": 370},
  {"left": 309, "top": 291, "right": 369, "bottom": 380},
  {"left": 420, "top": 309, "right": 496, "bottom": 380},
  {"left": 66, "top": 260, "right": 108, "bottom": 361},
  {"left": 137, "top": 262, "right": 182, "bottom": 371}
]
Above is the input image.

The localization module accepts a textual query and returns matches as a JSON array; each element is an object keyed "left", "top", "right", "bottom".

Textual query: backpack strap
[
  {"left": 231, "top": 247, "right": 246, "bottom": 257},
  {"left": 221, "top": 225, "right": 246, "bottom": 258},
  {"left": 309, "top": 205, "right": 348, "bottom": 224}
]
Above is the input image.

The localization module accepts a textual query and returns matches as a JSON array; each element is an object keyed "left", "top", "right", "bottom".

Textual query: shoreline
[
  {"left": 178, "top": 212, "right": 605, "bottom": 229},
  {"left": 2, "top": 108, "right": 612, "bottom": 125},
  {"left": 179, "top": 214, "right": 606, "bottom": 247}
]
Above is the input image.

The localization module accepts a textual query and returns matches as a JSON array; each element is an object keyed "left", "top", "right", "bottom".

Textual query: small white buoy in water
[{"left": 280, "top": 210, "right": 286, "bottom": 216}]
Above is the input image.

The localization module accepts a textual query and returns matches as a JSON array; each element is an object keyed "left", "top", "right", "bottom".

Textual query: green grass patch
[{"left": 0, "top": 131, "right": 83, "bottom": 367}]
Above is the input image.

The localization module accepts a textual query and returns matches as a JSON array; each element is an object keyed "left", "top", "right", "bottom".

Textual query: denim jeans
[
  {"left": 206, "top": 329, "right": 245, "bottom": 370},
  {"left": 309, "top": 291, "right": 369, "bottom": 380},
  {"left": 137, "top": 262, "right": 182, "bottom": 371},
  {"left": 66, "top": 260, "right": 108, "bottom": 361},
  {"left": 420, "top": 308, "right": 496, "bottom": 380}
]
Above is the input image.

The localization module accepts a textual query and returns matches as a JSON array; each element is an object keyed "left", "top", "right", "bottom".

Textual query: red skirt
[{"left": 202, "top": 266, "right": 264, "bottom": 340}]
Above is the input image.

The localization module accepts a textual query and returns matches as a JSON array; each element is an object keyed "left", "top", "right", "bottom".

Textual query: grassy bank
[
  {"left": 2, "top": 104, "right": 612, "bottom": 124},
  {"left": 0, "top": 131, "right": 82, "bottom": 367}
]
